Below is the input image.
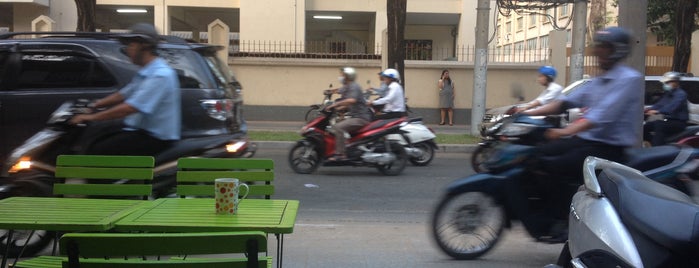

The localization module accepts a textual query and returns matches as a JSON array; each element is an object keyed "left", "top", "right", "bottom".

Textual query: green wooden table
[
  {"left": 113, "top": 198, "right": 299, "bottom": 268},
  {"left": 0, "top": 196, "right": 149, "bottom": 267}
]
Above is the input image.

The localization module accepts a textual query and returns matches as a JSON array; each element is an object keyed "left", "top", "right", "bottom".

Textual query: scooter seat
[
  {"left": 598, "top": 166, "right": 699, "bottom": 254},
  {"left": 351, "top": 117, "right": 405, "bottom": 135},
  {"left": 624, "top": 145, "right": 682, "bottom": 171}
]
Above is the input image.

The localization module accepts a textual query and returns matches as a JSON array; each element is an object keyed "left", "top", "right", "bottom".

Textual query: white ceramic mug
[{"left": 214, "top": 178, "right": 249, "bottom": 215}]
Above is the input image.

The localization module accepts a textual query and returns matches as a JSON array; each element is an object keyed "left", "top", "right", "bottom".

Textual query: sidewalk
[{"left": 246, "top": 120, "right": 477, "bottom": 153}]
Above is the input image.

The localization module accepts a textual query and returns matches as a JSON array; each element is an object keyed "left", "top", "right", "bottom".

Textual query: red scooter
[{"left": 288, "top": 109, "right": 409, "bottom": 175}]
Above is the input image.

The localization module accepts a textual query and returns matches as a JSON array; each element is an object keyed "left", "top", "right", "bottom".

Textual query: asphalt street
[{"left": 253, "top": 145, "right": 562, "bottom": 268}]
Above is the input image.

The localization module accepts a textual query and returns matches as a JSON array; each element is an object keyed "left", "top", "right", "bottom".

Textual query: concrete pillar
[
  {"left": 374, "top": 10, "right": 387, "bottom": 55},
  {"left": 549, "top": 30, "right": 568, "bottom": 84},
  {"left": 31, "top": 15, "right": 55, "bottom": 32},
  {"left": 208, "top": 19, "right": 230, "bottom": 63},
  {"left": 153, "top": 1, "right": 169, "bottom": 34}
]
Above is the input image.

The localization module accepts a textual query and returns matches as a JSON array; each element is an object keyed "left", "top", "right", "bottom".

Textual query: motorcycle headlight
[
  {"left": 7, "top": 157, "right": 32, "bottom": 174},
  {"left": 497, "top": 123, "right": 536, "bottom": 136}
]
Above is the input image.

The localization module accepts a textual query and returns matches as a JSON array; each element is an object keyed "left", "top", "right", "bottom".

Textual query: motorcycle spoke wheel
[
  {"left": 432, "top": 192, "right": 505, "bottom": 260},
  {"left": 409, "top": 141, "right": 435, "bottom": 166},
  {"left": 0, "top": 229, "right": 54, "bottom": 257},
  {"left": 304, "top": 108, "right": 320, "bottom": 122},
  {"left": 288, "top": 142, "right": 321, "bottom": 174},
  {"left": 471, "top": 145, "right": 496, "bottom": 173},
  {"left": 377, "top": 142, "right": 408, "bottom": 176}
]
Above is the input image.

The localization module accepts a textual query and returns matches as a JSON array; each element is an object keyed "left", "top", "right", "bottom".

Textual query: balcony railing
[{"left": 231, "top": 40, "right": 550, "bottom": 63}]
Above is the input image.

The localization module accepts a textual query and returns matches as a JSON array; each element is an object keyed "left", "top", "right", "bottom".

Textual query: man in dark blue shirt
[{"left": 643, "top": 72, "right": 688, "bottom": 146}]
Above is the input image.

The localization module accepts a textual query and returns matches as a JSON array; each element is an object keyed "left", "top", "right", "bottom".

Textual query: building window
[
  {"left": 405, "top": 40, "right": 432, "bottom": 60},
  {"left": 516, "top": 17, "right": 524, "bottom": 31},
  {"left": 559, "top": 4, "right": 569, "bottom": 17},
  {"left": 503, "top": 44, "right": 512, "bottom": 55},
  {"left": 566, "top": 29, "right": 572, "bottom": 44},
  {"left": 540, "top": 35, "right": 549, "bottom": 48},
  {"left": 506, "top": 21, "right": 512, "bottom": 33},
  {"left": 515, "top": 41, "right": 524, "bottom": 52},
  {"left": 543, "top": 8, "right": 553, "bottom": 23},
  {"left": 526, "top": 38, "right": 537, "bottom": 49},
  {"left": 529, "top": 15, "right": 537, "bottom": 28}
]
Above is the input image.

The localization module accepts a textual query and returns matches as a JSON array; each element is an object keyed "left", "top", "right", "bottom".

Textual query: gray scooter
[{"left": 549, "top": 157, "right": 699, "bottom": 267}]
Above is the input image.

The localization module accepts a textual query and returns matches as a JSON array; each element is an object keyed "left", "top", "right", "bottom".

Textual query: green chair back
[
  {"left": 59, "top": 231, "right": 269, "bottom": 268},
  {"left": 176, "top": 158, "right": 274, "bottom": 199},
  {"left": 54, "top": 155, "right": 154, "bottom": 199}
]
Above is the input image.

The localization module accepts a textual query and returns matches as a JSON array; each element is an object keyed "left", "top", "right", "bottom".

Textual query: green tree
[
  {"left": 387, "top": 0, "right": 406, "bottom": 87},
  {"left": 647, "top": 0, "right": 698, "bottom": 72},
  {"left": 75, "top": 0, "right": 96, "bottom": 32}
]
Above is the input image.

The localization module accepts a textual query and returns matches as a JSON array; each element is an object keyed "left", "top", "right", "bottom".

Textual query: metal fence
[{"left": 232, "top": 40, "right": 550, "bottom": 63}]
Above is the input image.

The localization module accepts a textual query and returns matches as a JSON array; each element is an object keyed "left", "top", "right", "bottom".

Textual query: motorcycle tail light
[
  {"left": 8, "top": 157, "right": 32, "bottom": 173},
  {"left": 226, "top": 140, "right": 248, "bottom": 153}
]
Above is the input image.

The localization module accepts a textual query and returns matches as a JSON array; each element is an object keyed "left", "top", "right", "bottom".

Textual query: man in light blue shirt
[
  {"left": 70, "top": 23, "right": 180, "bottom": 156},
  {"left": 522, "top": 27, "right": 642, "bottom": 242}
]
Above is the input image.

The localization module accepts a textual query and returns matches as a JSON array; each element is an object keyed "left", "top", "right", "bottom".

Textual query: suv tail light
[{"left": 200, "top": 99, "right": 234, "bottom": 121}]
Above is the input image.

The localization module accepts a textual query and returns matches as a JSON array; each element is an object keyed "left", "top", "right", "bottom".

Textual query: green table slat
[{"left": 114, "top": 198, "right": 298, "bottom": 234}]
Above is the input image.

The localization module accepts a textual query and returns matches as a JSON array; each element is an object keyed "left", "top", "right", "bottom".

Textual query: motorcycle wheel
[
  {"left": 288, "top": 141, "right": 321, "bottom": 174},
  {"left": 409, "top": 141, "right": 435, "bottom": 166},
  {"left": 471, "top": 144, "right": 496, "bottom": 173},
  {"left": 377, "top": 142, "right": 408, "bottom": 176},
  {"left": 431, "top": 191, "right": 505, "bottom": 260},
  {"left": 304, "top": 108, "right": 320, "bottom": 122},
  {"left": 0, "top": 174, "right": 55, "bottom": 257}
]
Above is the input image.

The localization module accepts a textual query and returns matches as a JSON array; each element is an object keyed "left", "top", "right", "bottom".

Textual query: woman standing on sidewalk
[{"left": 438, "top": 69, "right": 455, "bottom": 126}]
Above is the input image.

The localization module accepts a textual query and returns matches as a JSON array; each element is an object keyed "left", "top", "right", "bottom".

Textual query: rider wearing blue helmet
[{"left": 516, "top": 65, "right": 563, "bottom": 112}]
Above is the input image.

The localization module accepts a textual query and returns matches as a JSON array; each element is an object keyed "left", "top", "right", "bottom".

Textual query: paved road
[{"left": 255, "top": 145, "right": 562, "bottom": 268}]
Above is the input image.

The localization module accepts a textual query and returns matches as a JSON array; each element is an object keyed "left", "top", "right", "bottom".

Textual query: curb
[{"left": 254, "top": 141, "right": 477, "bottom": 154}]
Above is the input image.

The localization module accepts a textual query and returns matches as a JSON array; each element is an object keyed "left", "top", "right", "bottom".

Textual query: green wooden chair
[
  {"left": 15, "top": 231, "right": 271, "bottom": 268},
  {"left": 176, "top": 158, "right": 274, "bottom": 199},
  {"left": 54, "top": 155, "right": 155, "bottom": 200}
]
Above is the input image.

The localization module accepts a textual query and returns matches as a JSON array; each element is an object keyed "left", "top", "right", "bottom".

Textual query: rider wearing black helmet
[
  {"left": 69, "top": 23, "right": 181, "bottom": 156},
  {"left": 522, "top": 26, "right": 644, "bottom": 242}
]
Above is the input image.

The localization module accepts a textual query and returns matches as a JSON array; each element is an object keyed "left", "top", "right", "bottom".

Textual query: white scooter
[
  {"left": 548, "top": 157, "right": 699, "bottom": 268},
  {"left": 364, "top": 88, "right": 438, "bottom": 166},
  {"left": 388, "top": 117, "right": 437, "bottom": 166}
]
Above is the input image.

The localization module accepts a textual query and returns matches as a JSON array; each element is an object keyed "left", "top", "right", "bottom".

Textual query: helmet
[
  {"left": 593, "top": 27, "right": 631, "bottom": 61},
  {"left": 538, "top": 66, "right": 557, "bottom": 80},
  {"left": 660, "top": 71, "right": 682, "bottom": 83},
  {"left": 379, "top": 68, "right": 401, "bottom": 81},
  {"left": 118, "top": 23, "right": 160, "bottom": 47},
  {"left": 341, "top": 67, "right": 357, "bottom": 81}
]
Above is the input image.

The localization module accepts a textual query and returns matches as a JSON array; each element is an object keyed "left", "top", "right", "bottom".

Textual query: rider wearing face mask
[
  {"left": 643, "top": 72, "right": 689, "bottom": 146},
  {"left": 325, "top": 67, "right": 373, "bottom": 161}
]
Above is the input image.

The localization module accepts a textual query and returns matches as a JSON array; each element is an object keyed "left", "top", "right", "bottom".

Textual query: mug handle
[{"left": 239, "top": 183, "right": 250, "bottom": 200}]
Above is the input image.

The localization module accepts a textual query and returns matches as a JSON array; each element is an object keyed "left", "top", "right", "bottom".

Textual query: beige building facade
[{"left": 4, "top": 1, "right": 695, "bottom": 123}]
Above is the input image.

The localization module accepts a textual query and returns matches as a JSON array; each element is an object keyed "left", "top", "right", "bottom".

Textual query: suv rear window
[{"left": 0, "top": 45, "right": 117, "bottom": 90}]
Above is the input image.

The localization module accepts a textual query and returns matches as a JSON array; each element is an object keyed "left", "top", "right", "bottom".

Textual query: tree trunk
[
  {"left": 387, "top": 0, "right": 407, "bottom": 87},
  {"left": 75, "top": 0, "right": 96, "bottom": 32},
  {"left": 587, "top": 0, "right": 607, "bottom": 44},
  {"left": 672, "top": 0, "right": 696, "bottom": 73}
]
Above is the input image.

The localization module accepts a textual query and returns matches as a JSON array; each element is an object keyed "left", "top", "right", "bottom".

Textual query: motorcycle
[
  {"left": 431, "top": 114, "right": 699, "bottom": 260},
  {"left": 288, "top": 109, "right": 409, "bottom": 175},
  {"left": 549, "top": 157, "right": 699, "bottom": 268},
  {"left": 0, "top": 100, "right": 256, "bottom": 257},
  {"left": 306, "top": 90, "right": 438, "bottom": 166}
]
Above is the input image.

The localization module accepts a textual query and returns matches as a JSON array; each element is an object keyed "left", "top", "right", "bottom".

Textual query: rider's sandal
[{"left": 328, "top": 154, "right": 348, "bottom": 161}]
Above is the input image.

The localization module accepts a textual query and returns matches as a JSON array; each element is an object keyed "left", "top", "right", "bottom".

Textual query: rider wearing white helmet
[
  {"left": 325, "top": 67, "right": 372, "bottom": 161},
  {"left": 368, "top": 68, "right": 406, "bottom": 120}
]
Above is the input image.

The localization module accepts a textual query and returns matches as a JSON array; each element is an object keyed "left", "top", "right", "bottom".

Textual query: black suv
[{"left": 0, "top": 32, "right": 248, "bottom": 163}]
